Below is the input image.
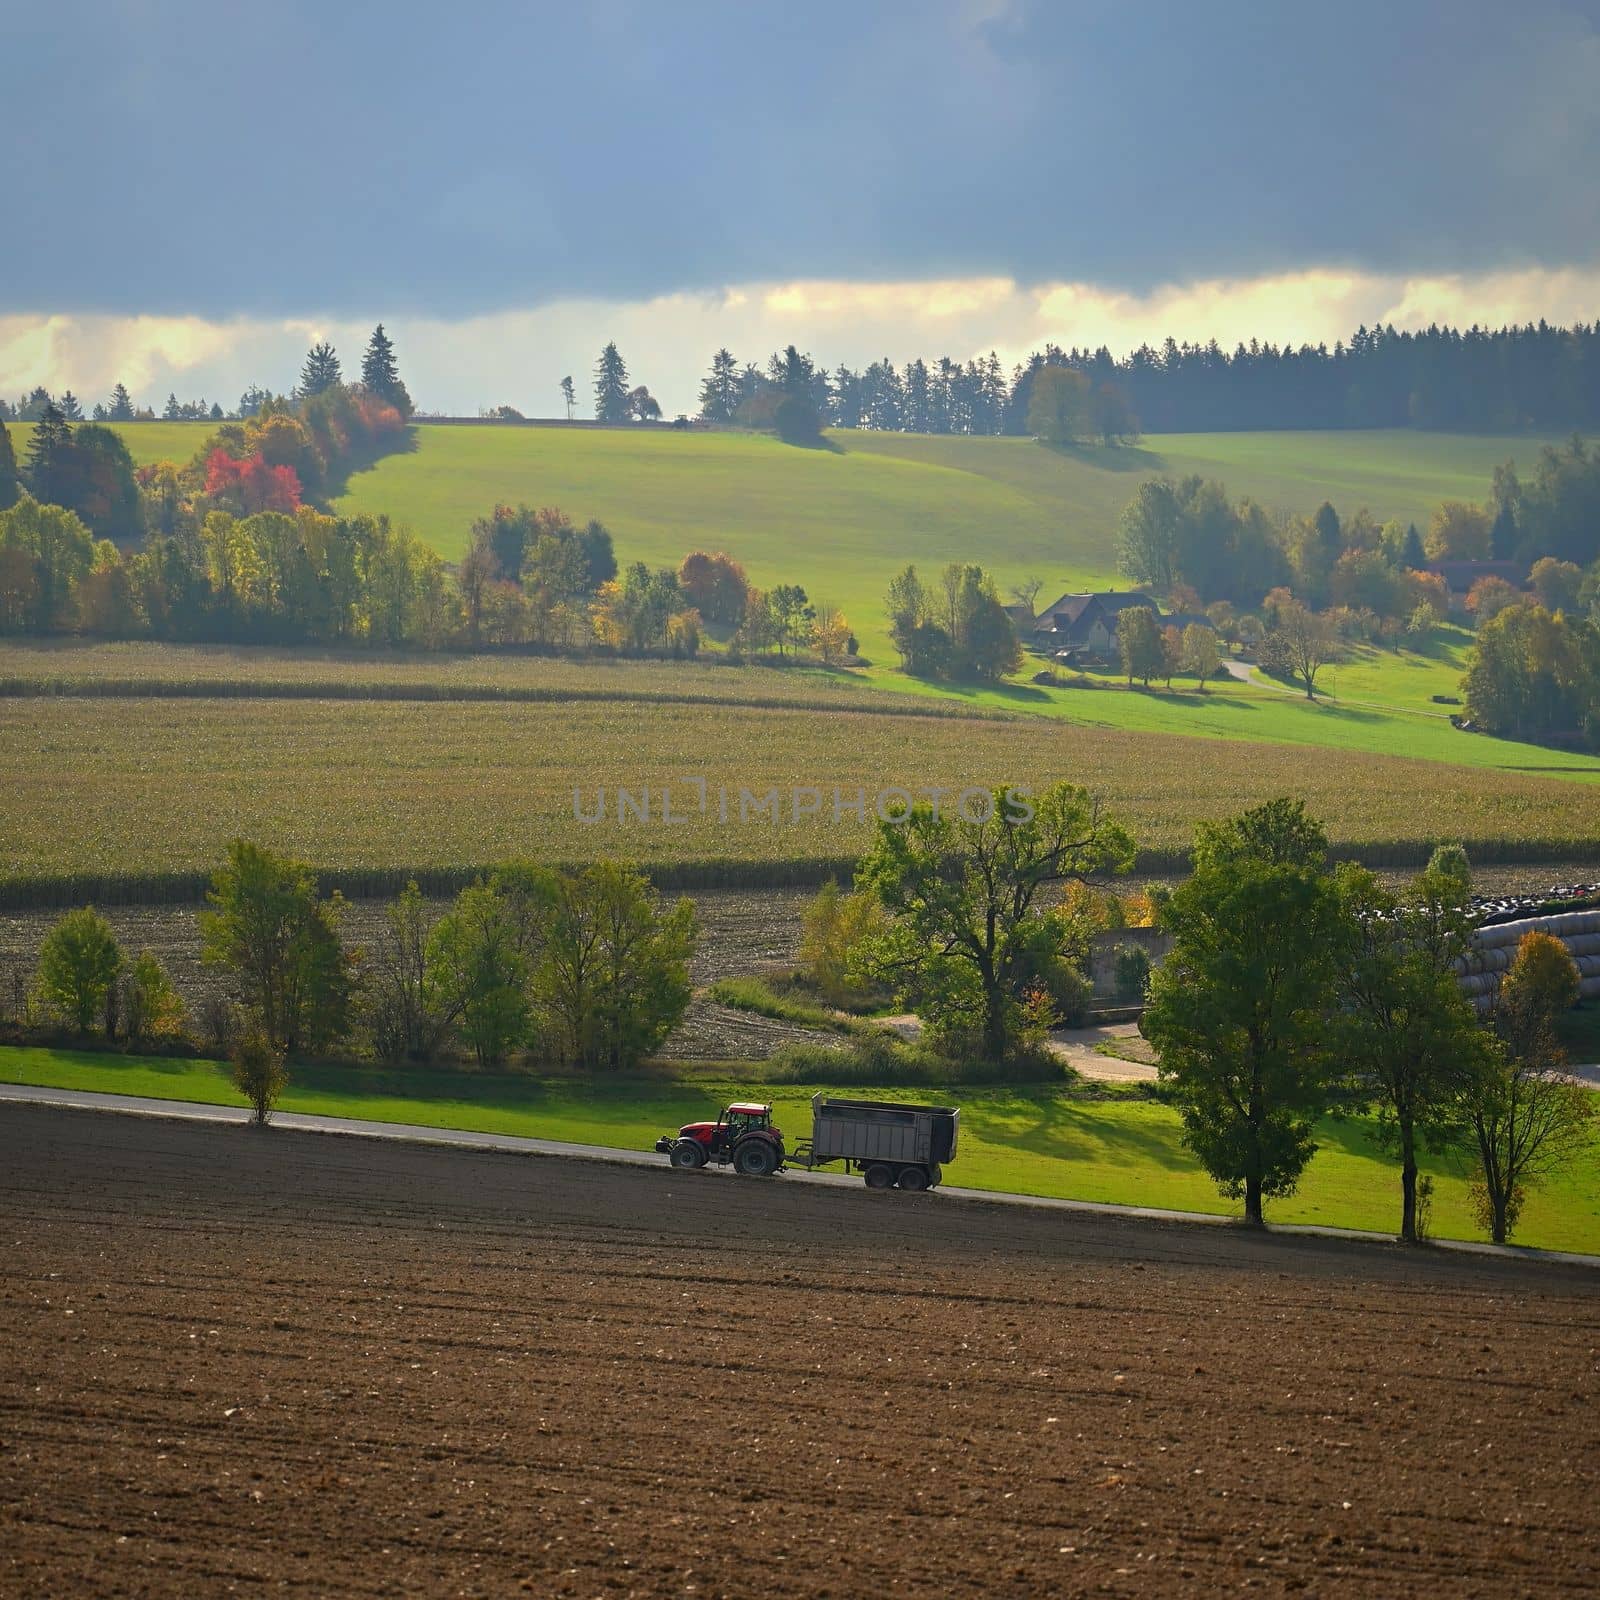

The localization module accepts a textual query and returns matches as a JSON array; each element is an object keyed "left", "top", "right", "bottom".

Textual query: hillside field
[
  {"left": 10, "top": 421, "right": 1592, "bottom": 782},
  {"left": 52, "top": 418, "right": 1559, "bottom": 659}
]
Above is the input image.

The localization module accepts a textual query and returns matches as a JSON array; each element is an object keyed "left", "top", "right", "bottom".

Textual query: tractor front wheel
[
  {"left": 670, "top": 1141, "right": 707, "bottom": 1170},
  {"left": 734, "top": 1140, "right": 778, "bottom": 1177},
  {"left": 863, "top": 1164, "right": 894, "bottom": 1190}
]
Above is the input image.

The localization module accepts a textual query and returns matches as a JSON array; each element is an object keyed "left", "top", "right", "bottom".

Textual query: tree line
[
  {"left": 659, "top": 318, "right": 1600, "bottom": 438},
  {"left": 807, "top": 787, "right": 1593, "bottom": 1244},
  {"left": 5, "top": 841, "right": 701, "bottom": 1115}
]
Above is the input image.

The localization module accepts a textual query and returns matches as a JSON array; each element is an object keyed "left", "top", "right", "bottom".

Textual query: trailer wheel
[
  {"left": 734, "top": 1140, "right": 778, "bottom": 1177},
  {"left": 863, "top": 1164, "right": 894, "bottom": 1190},
  {"left": 896, "top": 1166, "right": 929, "bottom": 1192},
  {"left": 670, "top": 1141, "right": 707, "bottom": 1170}
]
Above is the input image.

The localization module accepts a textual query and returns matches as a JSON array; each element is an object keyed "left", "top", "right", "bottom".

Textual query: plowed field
[{"left": 2, "top": 1107, "right": 1595, "bottom": 1597}]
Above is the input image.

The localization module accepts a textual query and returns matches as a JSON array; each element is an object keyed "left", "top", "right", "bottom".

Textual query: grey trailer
[{"left": 788, "top": 1093, "right": 959, "bottom": 1191}]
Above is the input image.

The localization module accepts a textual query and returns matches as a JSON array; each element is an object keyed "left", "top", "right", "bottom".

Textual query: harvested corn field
[{"left": 5, "top": 694, "right": 1600, "bottom": 893}]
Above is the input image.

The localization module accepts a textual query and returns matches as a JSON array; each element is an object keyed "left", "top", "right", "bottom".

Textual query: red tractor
[{"left": 656, "top": 1102, "right": 785, "bottom": 1177}]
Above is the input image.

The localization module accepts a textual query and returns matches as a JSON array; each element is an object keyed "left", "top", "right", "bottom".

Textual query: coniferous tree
[
  {"left": 361, "top": 324, "right": 400, "bottom": 397},
  {"left": 0, "top": 416, "right": 18, "bottom": 509},
  {"left": 58, "top": 391, "right": 83, "bottom": 422},
  {"left": 164, "top": 392, "right": 182, "bottom": 420},
  {"left": 698, "top": 349, "right": 741, "bottom": 423},
  {"left": 24, "top": 400, "right": 72, "bottom": 501},
  {"left": 559, "top": 375, "right": 576, "bottom": 420},
  {"left": 21, "top": 386, "right": 52, "bottom": 421},
  {"left": 107, "top": 383, "right": 135, "bottom": 422},
  {"left": 299, "top": 341, "right": 342, "bottom": 398},
  {"left": 593, "top": 342, "right": 630, "bottom": 423}
]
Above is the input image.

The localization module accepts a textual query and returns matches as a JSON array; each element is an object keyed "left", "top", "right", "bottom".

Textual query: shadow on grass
[{"left": 1035, "top": 439, "right": 1166, "bottom": 474}]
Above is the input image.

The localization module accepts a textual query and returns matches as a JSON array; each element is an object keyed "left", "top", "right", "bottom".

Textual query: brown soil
[{"left": 3, "top": 1107, "right": 1596, "bottom": 1598}]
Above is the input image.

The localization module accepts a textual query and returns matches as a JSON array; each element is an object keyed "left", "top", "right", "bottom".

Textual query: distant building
[
  {"left": 1033, "top": 591, "right": 1159, "bottom": 656},
  {"left": 1002, "top": 601, "right": 1036, "bottom": 634},
  {"left": 1424, "top": 560, "right": 1525, "bottom": 615}
]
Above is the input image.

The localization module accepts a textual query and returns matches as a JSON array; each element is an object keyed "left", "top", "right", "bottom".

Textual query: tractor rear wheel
[
  {"left": 896, "top": 1166, "right": 929, "bottom": 1192},
  {"left": 670, "top": 1141, "right": 706, "bottom": 1169},
  {"left": 734, "top": 1140, "right": 778, "bottom": 1177},
  {"left": 863, "top": 1164, "right": 894, "bottom": 1189}
]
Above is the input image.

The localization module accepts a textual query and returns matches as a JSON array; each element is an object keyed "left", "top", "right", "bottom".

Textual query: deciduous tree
[
  {"left": 1143, "top": 800, "right": 1346, "bottom": 1224},
  {"left": 856, "top": 781, "right": 1133, "bottom": 1061},
  {"left": 34, "top": 907, "right": 124, "bottom": 1033}
]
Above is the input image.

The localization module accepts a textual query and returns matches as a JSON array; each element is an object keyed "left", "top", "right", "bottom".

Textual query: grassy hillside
[
  {"left": 323, "top": 425, "right": 1555, "bottom": 658},
  {"left": 13, "top": 422, "right": 1561, "bottom": 632}
]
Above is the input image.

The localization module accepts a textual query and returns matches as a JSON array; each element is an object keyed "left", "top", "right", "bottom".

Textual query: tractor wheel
[
  {"left": 670, "top": 1141, "right": 707, "bottom": 1170},
  {"left": 734, "top": 1140, "right": 778, "bottom": 1177},
  {"left": 896, "top": 1166, "right": 929, "bottom": 1192},
  {"left": 863, "top": 1164, "right": 894, "bottom": 1190}
]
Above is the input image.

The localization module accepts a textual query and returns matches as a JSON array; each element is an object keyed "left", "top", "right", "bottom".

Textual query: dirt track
[{"left": 3, "top": 1107, "right": 1596, "bottom": 1597}]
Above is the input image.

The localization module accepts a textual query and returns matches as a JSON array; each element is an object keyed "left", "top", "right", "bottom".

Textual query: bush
[
  {"left": 798, "top": 881, "right": 885, "bottom": 1007},
  {"left": 762, "top": 1030, "right": 1063, "bottom": 1086},
  {"left": 34, "top": 907, "right": 124, "bottom": 1033},
  {"left": 1112, "top": 943, "right": 1152, "bottom": 1002},
  {"left": 120, "top": 950, "right": 186, "bottom": 1045},
  {"left": 231, "top": 1026, "right": 288, "bottom": 1125}
]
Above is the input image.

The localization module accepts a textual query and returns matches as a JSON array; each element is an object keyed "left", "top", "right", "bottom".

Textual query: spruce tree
[
  {"left": 59, "top": 390, "right": 84, "bottom": 421},
  {"left": 1401, "top": 522, "right": 1426, "bottom": 568},
  {"left": 24, "top": 400, "right": 72, "bottom": 502},
  {"left": 107, "top": 383, "right": 135, "bottom": 422},
  {"left": 593, "top": 342, "right": 630, "bottom": 423},
  {"left": 164, "top": 392, "right": 182, "bottom": 420},
  {"left": 361, "top": 324, "right": 400, "bottom": 398},
  {"left": 299, "top": 341, "right": 342, "bottom": 397},
  {"left": 697, "top": 349, "right": 741, "bottom": 422}
]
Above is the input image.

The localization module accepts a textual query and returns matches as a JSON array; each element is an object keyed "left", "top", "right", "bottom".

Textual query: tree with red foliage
[{"left": 205, "top": 449, "right": 302, "bottom": 515}]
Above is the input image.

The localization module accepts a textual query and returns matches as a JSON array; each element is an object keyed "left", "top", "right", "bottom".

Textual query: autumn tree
[
  {"left": 1026, "top": 365, "right": 1092, "bottom": 445},
  {"left": 1466, "top": 937, "right": 1593, "bottom": 1243},
  {"left": 1181, "top": 621, "right": 1220, "bottom": 689},
  {"left": 1276, "top": 598, "right": 1338, "bottom": 699},
  {"left": 1426, "top": 500, "right": 1492, "bottom": 561}
]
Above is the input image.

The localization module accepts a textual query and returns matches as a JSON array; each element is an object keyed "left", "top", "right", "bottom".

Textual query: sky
[{"left": 4, "top": 0, "right": 1599, "bottom": 417}]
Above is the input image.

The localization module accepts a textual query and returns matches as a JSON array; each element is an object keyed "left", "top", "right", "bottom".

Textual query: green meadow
[
  {"left": 5, "top": 1045, "right": 1596, "bottom": 1254},
  {"left": 12, "top": 419, "right": 1591, "bottom": 780}
]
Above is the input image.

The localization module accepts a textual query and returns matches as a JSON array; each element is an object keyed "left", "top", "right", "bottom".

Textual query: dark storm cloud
[{"left": 4, "top": 0, "right": 1598, "bottom": 317}]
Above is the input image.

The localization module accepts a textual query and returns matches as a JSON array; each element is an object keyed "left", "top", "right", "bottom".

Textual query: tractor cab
[{"left": 656, "top": 1102, "right": 785, "bottom": 1175}]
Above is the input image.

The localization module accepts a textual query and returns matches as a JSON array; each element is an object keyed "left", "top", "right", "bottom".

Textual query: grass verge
[{"left": 5, "top": 1045, "right": 1596, "bottom": 1255}]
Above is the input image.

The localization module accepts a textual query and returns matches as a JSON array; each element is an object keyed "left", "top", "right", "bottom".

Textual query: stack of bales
[{"left": 1457, "top": 910, "right": 1600, "bottom": 1012}]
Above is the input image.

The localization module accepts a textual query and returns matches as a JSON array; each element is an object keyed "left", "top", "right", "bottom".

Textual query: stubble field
[
  {"left": 5, "top": 692, "right": 1600, "bottom": 894},
  {"left": 2, "top": 1107, "right": 1596, "bottom": 1597}
]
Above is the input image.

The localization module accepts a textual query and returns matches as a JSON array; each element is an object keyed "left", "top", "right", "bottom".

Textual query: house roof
[
  {"left": 1036, "top": 590, "right": 1159, "bottom": 627},
  {"left": 1423, "top": 560, "right": 1524, "bottom": 593}
]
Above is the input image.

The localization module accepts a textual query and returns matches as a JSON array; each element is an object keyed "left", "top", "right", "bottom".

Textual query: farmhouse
[
  {"left": 1033, "top": 590, "right": 1159, "bottom": 656},
  {"left": 1424, "top": 560, "right": 1525, "bottom": 615}
]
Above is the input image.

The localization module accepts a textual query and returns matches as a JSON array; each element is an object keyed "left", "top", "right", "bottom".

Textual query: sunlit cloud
[{"left": 5, "top": 264, "right": 1599, "bottom": 421}]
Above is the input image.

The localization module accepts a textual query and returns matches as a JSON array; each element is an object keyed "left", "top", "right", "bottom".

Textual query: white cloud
[{"left": 5, "top": 264, "right": 1599, "bottom": 420}]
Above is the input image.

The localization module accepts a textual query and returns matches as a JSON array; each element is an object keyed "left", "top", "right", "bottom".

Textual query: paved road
[
  {"left": 4, "top": 1082, "right": 1595, "bottom": 1267},
  {"left": 881, "top": 1014, "right": 1160, "bottom": 1081}
]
